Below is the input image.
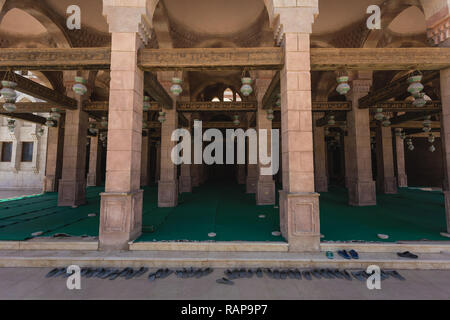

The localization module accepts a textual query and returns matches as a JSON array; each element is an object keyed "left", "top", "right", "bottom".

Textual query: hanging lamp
[
  {"left": 407, "top": 72, "right": 424, "bottom": 96},
  {"left": 170, "top": 78, "right": 183, "bottom": 96},
  {"left": 72, "top": 76, "right": 87, "bottom": 96},
  {"left": 143, "top": 95, "right": 151, "bottom": 111},
  {"left": 336, "top": 76, "right": 351, "bottom": 95},
  {"left": 374, "top": 108, "right": 384, "bottom": 121}
]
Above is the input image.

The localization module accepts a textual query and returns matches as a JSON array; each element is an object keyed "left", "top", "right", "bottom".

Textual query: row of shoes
[
  {"left": 216, "top": 268, "right": 406, "bottom": 285},
  {"left": 175, "top": 268, "right": 214, "bottom": 279},
  {"left": 45, "top": 267, "right": 149, "bottom": 280},
  {"left": 351, "top": 269, "right": 406, "bottom": 281}
]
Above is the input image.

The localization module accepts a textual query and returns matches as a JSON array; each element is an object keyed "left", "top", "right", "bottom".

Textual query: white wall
[{"left": 0, "top": 116, "right": 48, "bottom": 190}]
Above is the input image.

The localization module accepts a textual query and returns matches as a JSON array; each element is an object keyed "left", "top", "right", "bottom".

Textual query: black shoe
[
  {"left": 273, "top": 269, "right": 281, "bottom": 279},
  {"left": 134, "top": 267, "right": 149, "bottom": 278},
  {"left": 280, "top": 270, "right": 287, "bottom": 279},
  {"left": 256, "top": 268, "right": 263, "bottom": 278},
  {"left": 338, "top": 250, "right": 351, "bottom": 260},
  {"left": 397, "top": 251, "right": 418, "bottom": 259},
  {"left": 342, "top": 270, "right": 352, "bottom": 281},
  {"left": 302, "top": 270, "right": 312, "bottom": 280},
  {"left": 45, "top": 268, "right": 60, "bottom": 278},
  {"left": 386, "top": 270, "right": 406, "bottom": 281},
  {"left": 351, "top": 271, "right": 365, "bottom": 282},
  {"left": 294, "top": 269, "right": 302, "bottom": 280},
  {"left": 287, "top": 270, "right": 296, "bottom": 279},
  {"left": 332, "top": 269, "right": 344, "bottom": 279},
  {"left": 216, "top": 277, "right": 234, "bottom": 285},
  {"left": 311, "top": 269, "right": 322, "bottom": 279},
  {"left": 349, "top": 250, "right": 359, "bottom": 259},
  {"left": 109, "top": 270, "right": 121, "bottom": 280},
  {"left": 148, "top": 272, "right": 157, "bottom": 282}
]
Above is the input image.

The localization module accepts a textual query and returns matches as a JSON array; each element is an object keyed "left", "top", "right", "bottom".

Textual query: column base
[
  {"left": 236, "top": 166, "right": 246, "bottom": 185},
  {"left": 397, "top": 174, "right": 408, "bottom": 188},
  {"left": 158, "top": 180, "right": 178, "bottom": 207},
  {"left": 279, "top": 190, "right": 320, "bottom": 252},
  {"left": 43, "top": 175, "right": 57, "bottom": 192},
  {"left": 99, "top": 190, "right": 143, "bottom": 250},
  {"left": 314, "top": 176, "right": 328, "bottom": 193},
  {"left": 380, "top": 176, "right": 398, "bottom": 194},
  {"left": 444, "top": 191, "right": 450, "bottom": 233},
  {"left": 57, "top": 179, "right": 86, "bottom": 207},
  {"left": 192, "top": 166, "right": 200, "bottom": 187},
  {"left": 179, "top": 176, "right": 192, "bottom": 193},
  {"left": 347, "top": 179, "right": 376, "bottom": 206},
  {"left": 256, "top": 180, "right": 275, "bottom": 205},
  {"left": 246, "top": 176, "right": 257, "bottom": 194},
  {"left": 87, "top": 173, "right": 99, "bottom": 187}
]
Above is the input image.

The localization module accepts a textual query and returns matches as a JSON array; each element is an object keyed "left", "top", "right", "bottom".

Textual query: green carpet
[
  {"left": 136, "top": 181, "right": 282, "bottom": 242},
  {"left": 320, "top": 186, "right": 449, "bottom": 242},
  {"left": 0, "top": 182, "right": 448, "bottom": 243}
]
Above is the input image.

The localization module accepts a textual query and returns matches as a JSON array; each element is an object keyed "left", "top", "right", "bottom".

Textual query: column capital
[
  {"left": 103, "top": 0, "right": 152, "bottom": 45},
  {"left": 273, "top": 1, "right": 319, "bottom": 45},
  {"left": 349, "top": 79, "right": 372, "bottom": 95}
]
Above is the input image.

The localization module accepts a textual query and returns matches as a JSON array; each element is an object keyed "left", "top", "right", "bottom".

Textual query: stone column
[
  {"left": 255, "top": 75, "right": 275, "bottom": 205},
  {"left": 87, "top": 136, "right": 102, "bottom": 187},
  {"left": 43, "top": 120, "right": 64, "bottom": 192},
  {"left": 313, "top": 113, "right": 328, "bottom": 192},
  {"left": 376, "top": 125, "right": 397, "bottom": 194},
  {"left": 158, "top": 106, "right": 178, "bottom": 206},
  {"left": 58, "top": 73, "right": 89, "bottom": 207},
  {"left": 179, "top": 125, "right": 192, "bottom": 193},
  {"left": 236, "top": 164, "right": 246, "bottom": 185},
  {"left": 140, "top": 134, "right": 149, "bottom": 187},
  {"left": 441, "top": 67, "right": 450, "bottom": 233},
  {"left": 246, "top": 164, "right": 258, "bottom": 193},
  {"left": 276, "top": 3, "right": 320, "bottom": 252},
  {"left": 345, "top": 74, "right": 376, "bottom": 206},
  {"left": 343, "top": 134, "right": 350, "bottom": 188},
  {"left": 155, "top": 141, "right": 161, "bottom": 183},
  {"left": 395, "top": 135, "right": 408, "bottom": 187},
  {"left": 99, "top": 3, "right": 149, "bottom": 249}
]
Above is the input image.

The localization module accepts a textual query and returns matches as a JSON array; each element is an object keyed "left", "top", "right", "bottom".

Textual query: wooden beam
[
  {"left": 311, "top": 48, "right": 450, "bottom": 71},
  {"left": 390, "top": 111, "right": 441, "bottom": 126},
  {"left": 138, "top": 47, "right": 284, "bottom": 71},
  {"left": 313, "top": 101, "right": 352, "bottom": 112},
  {"left": 0, "top": 47, "right": 111, "bottom": 71},
  {"left": 0, "top": 73, "right": 78, "bottom": 109},
  {"left": 262, "top": 71, "right": 280, "bottom": 110},
  {"left": 0, "top": 112, "right": 46, "bottom": 125},
  {"left": 177, "top": 101, "right": 257, "bottom": 112},
  {"left": 370, "top": 121, "right": 440, "bottom": 129},
  {"left": 316, "top": 113, "right": 347, "bottom": 127},
  {"left": 359, "top": 71, "right": 439, "bottom": 108},
  {"left": 5, "top": 102, "right": 60, "bottom": 113},
  {"left": 371, "top": 101, "right": 442, "bottom": 112},
  {"left": 144, "top": 73, "right": 173, "bottom": 109},
  {"left": 272, "top": 101, "right": 352, "bottom": 112}
]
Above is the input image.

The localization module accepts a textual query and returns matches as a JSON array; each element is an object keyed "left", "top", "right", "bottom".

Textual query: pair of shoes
[
  {"left": 326, "top": 251, "right": 334, "bottom": 259},
  {"left": 338, "top": 250, "right": 359, "bottom": 260},
  {"left": 397, "top": 251, "right": 418, "bottom": 259}
]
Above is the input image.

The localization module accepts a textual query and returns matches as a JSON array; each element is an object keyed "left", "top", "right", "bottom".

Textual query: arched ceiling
[
  {"left": 0, "top": 8, "right": 47, "bottom": 35},
  {"left": 163, "top": 0, "right": 265, "bottom": 36},
  {"left": 46, "top": 0, "right": 108, "bottom": 33},
  {"left": 312, "top": 0, "right": 385, "bottom": 35},
  {"left": 388, "top": 6, "right": 427, "bottom": 35}
]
